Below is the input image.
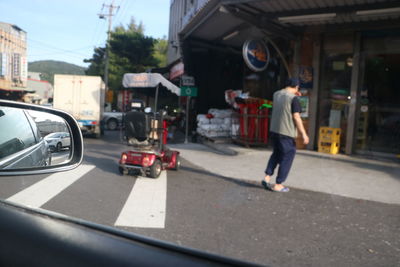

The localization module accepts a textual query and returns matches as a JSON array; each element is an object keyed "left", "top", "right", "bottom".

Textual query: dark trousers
[{"left": 265, "top": 133, "right": 296, "bottom": 184}]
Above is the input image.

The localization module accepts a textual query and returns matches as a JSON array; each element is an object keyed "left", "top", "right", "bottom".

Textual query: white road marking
[
  {"left": 7, "top": 164, "right": 95, "bottom": 208},
  {"left": 115, "top": 171, "right": 167, "bottom": 228}
]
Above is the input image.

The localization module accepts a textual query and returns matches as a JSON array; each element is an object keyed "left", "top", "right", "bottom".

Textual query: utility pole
[{"left": 98, "top": 0, "right": 119, "bottom": 91}]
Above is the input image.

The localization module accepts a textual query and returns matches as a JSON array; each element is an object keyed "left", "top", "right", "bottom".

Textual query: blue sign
[{"left": 242, "top": 40, "right": 270, "bottom": 72}]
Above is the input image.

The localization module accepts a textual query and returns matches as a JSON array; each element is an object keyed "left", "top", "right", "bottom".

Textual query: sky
[{"left": 0, "top": 0, "right": 170, "bottom": 67}]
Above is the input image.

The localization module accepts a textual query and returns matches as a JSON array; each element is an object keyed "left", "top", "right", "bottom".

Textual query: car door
[
  {"left": 62, "top": 132, "right": 71, "bottom": 147},
  {"left": 0, "top": 107, "right": 49, "bottom": 169}
]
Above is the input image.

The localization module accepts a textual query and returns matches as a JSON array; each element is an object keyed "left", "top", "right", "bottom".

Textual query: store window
[
  {"left": 356, "top": 32, "right": 400, "bottom": 155},
  {"left": 318, "top": 34, "right": 354, "bottom": 152}
]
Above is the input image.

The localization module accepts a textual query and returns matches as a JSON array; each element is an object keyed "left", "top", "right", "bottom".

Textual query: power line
[
  {"left": 112, "top": 0, "right": 124, "bottom": 24},
  {"left": 28, "top": 46, "right": 87, "bottom": 60},
  {"left": 92, "top": 19, "right": 107, "bottom": 48},
  {"left": 27, "top": 39, "right": 90, "bottom": 57},
  {"left": 91, "top": 1, "right": 108, "bottom": 47},
  {"left": 115, "top": 0, "right": 133, "bottom": 28}
]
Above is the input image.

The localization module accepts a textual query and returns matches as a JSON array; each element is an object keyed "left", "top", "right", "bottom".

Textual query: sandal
[
  {"left": 261, "top": 180, "right": 272, "bottom": 191},
  {"left": 272, "top": 186, "right": 290, "bottom": 192}
]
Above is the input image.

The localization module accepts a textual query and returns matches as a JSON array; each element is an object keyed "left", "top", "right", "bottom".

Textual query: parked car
[
  {"left": 102, "top": 111, "right": 124, "bottom": 130},
  {"left": 0, "top": 106, "right": 51, "bottom": 169},
  {"left": 44, "top": 132, "right": 71, "bottom": 152}
]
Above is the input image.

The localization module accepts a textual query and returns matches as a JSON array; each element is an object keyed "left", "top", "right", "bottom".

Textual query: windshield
[{"left": 1, "top": 1, "right": 400, "bottom": 266}]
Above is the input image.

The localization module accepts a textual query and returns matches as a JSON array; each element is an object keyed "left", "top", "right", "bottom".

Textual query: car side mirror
[{"left": 0, "top": 100, "right": 83, "bottom": 176}]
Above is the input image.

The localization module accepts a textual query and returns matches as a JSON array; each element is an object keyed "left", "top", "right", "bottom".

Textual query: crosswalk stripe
[
  {"left": 7, "top": 164, "right": 95, "bottom": 208},
  {"left": 115, "top": 171, "right": 167, "bottom": 229}
]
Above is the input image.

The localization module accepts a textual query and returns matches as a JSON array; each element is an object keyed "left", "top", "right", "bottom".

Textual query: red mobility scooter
[{"left": 118, "top": 73, "right": 181, "bottom": 178}]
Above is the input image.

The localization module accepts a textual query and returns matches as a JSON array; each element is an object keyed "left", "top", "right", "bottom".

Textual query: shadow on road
[
  {"left": 83, "top": 154, "right": 120, "bottom": 175},
  {"left": 180, "top": 164, "right": 261, "bottom": 190}
]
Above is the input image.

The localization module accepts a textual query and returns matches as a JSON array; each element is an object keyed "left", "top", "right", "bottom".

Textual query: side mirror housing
[{"left": 0, "top": 100, "right": 83, "bottom": 176}]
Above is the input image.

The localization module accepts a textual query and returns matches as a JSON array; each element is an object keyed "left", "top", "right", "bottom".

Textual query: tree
[
  {"left": 153, "top": 36, "right": 168, "bottom": 67},
  {"left": 109, "top": 31, "right": 157, "bottom": 72},
  {"left": 85, "top": 18, "right": 159, "bottom": 91},
  {"left": 84, "top": 47, "right": 105, "bottom": 77}
]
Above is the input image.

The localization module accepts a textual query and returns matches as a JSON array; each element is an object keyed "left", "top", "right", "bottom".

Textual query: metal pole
[
  {"left": 346, "top": 32, "right": 362, "bottom": 155},
  {"left": 99, "top": 0, "right": 118, "bottom": 92},
  {"left": 262, "top": 32, "right": 292, "bottom": 78},
  {"left": 184, "top": 96, "right": 190, "bottom": 144},
  {"left": 104, "top": 2, "right": 114, "bottom": 92},
  {"left": 154, "top": 84, "right": 159, "bottom": 114}
]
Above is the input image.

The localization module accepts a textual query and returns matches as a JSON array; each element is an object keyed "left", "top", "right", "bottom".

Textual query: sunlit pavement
[{"left": 170, "top": 141, "right": 400, "bottom": 205}]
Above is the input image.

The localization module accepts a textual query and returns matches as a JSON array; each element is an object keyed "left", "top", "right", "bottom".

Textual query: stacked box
[
  {"left": 318, "top": 127, "right": 341, "bottom": 154},
  {"left": 196, "top": 109, "right": 234, "bottom": 138}
]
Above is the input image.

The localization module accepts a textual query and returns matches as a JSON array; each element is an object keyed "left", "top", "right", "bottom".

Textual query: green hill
[{"left": 28, "top": 60, "right": 87, "bottom": 85}]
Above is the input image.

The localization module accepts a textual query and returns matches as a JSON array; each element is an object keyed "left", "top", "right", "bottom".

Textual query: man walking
[{"left": 262, "top": 78, "right": 309, "bottom": 192}]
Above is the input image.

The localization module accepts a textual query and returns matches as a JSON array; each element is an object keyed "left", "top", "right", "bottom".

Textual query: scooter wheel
[
  {"left": 172, "top": 155, "right": 180, "bottom": 171},
  {"left": 148, "top": 159, "right": 162, "bottom": 178}
]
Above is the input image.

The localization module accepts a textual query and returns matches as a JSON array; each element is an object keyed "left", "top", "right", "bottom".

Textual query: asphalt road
[{"left": 1, "top": 130, "right": 399, "bottom": 266}]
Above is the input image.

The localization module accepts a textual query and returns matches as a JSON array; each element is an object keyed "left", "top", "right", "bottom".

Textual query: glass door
[
  {"left": 318, "top": 34, "right": 354, "bottom": 153},
  {"left": 356, "top": 33, "right": 400, "bottom": 155}
]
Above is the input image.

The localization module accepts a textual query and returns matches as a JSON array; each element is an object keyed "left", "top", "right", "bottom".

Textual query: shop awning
[
  {"left": 181, "top": 0, "right": 400, "bottom": 47},
  {"left": 0, "top": 86, "right": 34, "bottom": 93},
  {"left": 122, "top": 73, "right": 181, "bottom": 96}
]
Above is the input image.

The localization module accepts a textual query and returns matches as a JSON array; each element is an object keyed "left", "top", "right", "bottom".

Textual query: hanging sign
[
  {"left": 170, "top": 62, "right": 184, "bottom": 80},
  {"left": 242, "top": 39, "right": 270, "bottom": 72}
]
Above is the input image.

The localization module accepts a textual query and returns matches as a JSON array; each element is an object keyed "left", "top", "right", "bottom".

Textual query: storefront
[
  {"left": 179, "top": 0, "right": 400, "bottom": 156},
  {"left": 356, "top": 31, "right": 400, "bottom": 155}
]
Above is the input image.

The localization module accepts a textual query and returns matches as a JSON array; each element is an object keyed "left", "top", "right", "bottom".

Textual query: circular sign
[
  {"left": 361, "top": 105, "right": 368, "bottom": 113},
  {"left": 242, "top": 39, "right": 270, "bottom": 72}
]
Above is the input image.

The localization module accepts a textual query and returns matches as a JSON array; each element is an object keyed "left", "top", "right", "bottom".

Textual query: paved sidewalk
[{"left": 169, "top": 142, "right": 400, "bottom": 205}]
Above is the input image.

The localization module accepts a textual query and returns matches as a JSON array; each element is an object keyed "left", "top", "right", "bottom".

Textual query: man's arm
[
  {"left": 293, "top": 112, "right": 309, "bottom": 145},
  {"left": 291, "top": 97, "right": 309, "bottom": 145}
]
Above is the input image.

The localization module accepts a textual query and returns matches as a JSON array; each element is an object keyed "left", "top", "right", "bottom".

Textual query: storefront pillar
[
  {"left": 346, "top": 32, "right": 361, "bottom": 155},
  {"left": 307, "top": 35, "right": 322, "bottom": 150},
  {"left": 292, "top": 38, "right": 301, "bottom": 77}
]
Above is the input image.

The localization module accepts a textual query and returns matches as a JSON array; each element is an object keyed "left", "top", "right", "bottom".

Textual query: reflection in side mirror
[
  {"left": 0, "top": 100, "right": 83, "bottom": 175},
  {"left": 144, "top": 107, "right": 152, "bottom": 113}
]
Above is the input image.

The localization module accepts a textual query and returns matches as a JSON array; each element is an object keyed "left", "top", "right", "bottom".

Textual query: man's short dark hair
[{"left": 285, "top": 78, "right": 300, "bottom": 88}]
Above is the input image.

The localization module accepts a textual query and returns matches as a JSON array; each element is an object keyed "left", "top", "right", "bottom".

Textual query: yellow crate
[
  {"left": 319, "top": 127, "right": 341, "bottom": 143},
  {"left": 318, "top": 142, "right": 340, "bottom": 154}
]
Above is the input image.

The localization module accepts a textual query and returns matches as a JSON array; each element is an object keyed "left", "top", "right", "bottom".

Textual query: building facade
[
  {"left": 168, "top": 0, "right": 400, "bottom": 158},
  {"left": 167, "top": 0, "right": 208, "bottom": 77},
  {"left": 26, "top": 72, "right": 54, "bottom": 104},
  {"left": 0, "top": 22, "right": 28, "bottom": 100}
]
